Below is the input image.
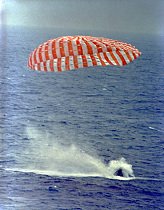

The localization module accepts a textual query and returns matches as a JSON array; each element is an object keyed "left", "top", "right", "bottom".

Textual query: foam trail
[
  {"left": 10, "top": 127, "right": 135, "bottom": 180},
  {"left": 149, "top": 126, "right": 164, "bottom": 132}
]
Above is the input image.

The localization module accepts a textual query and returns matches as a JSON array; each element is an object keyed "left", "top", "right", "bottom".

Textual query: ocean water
[{"left": 0, "top": 26, "right": 163, "bottom": 209}]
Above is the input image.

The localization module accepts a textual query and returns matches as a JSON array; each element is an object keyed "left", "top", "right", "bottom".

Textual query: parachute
[{"left": 28, "top": 36, "right": 141, "bottom": 72}]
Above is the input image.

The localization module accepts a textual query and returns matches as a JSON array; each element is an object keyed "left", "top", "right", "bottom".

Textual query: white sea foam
[
  {"left": 9, "top": 126, "right": 135, "bottom": 180},
  {"left": 149, "top": 126, "right": 164, "bottom": 132}
]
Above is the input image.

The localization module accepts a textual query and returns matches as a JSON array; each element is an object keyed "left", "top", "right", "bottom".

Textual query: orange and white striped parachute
[{"left": 28, "top": 36, "right": 141, "bottom": 72}]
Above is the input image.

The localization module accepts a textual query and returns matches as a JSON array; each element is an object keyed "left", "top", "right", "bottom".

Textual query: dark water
[{"left": 0, "top": 26, "right": 163, "bottom": 209}]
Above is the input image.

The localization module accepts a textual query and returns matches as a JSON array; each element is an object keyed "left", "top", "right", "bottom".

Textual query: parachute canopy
[{"left": 28, "top": 36, "right": 141, "bottom": 72}]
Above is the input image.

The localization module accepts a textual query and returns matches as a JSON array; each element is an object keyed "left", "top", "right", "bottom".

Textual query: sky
[{"left": 0, "top": 0, "right": 164, "bottom": 34}]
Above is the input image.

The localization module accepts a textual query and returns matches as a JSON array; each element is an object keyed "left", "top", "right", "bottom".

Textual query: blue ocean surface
[{"left": 0, "top": 26, "right": 163, "bottom": 209}]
